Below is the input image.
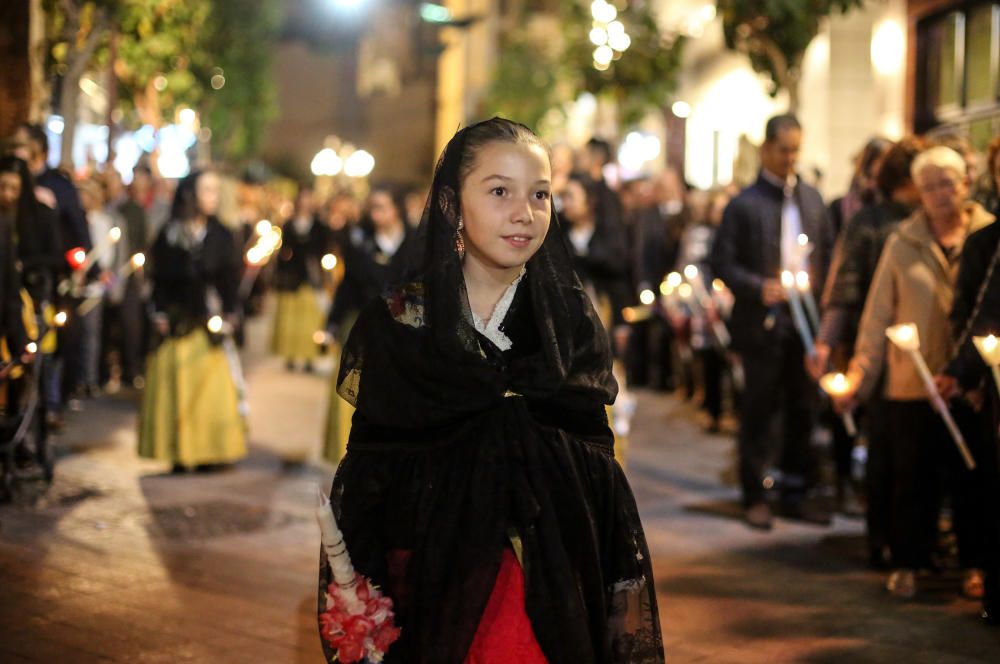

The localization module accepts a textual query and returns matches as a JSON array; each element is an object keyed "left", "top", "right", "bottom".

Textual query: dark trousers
[
  {"left": 627, "top": 318, "right": 675, "bottom": 390},
  {"left": 697, "top": 347, "right": 724, "bottom": 420},
  {"left": 972, "top": 393, "right": 999, "bottom": 613},
  {"left": 102, "top": 277, "right": 146, "bottom": 383},
  {"left": 888, "top": 400, "right": 990, "bottom": 570},
  {"left": 737, "top": 331, "right": 818, "bottom": 506},
  {"left": 865, "top": 398, "right": 893, "bottom": 554}
]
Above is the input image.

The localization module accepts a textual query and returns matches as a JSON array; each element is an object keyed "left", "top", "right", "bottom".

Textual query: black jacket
[
  {"left": 947, "top": 219, "right": 1000, "bottom": 390},
  {"left": 818, "top": 199, "right": 913, "bottom": 348},
  {"left": 36, "top": 167, "right": 92, "bottom": 256},
  {"left": 328, "top": 226, "right": 410, "bottom": 330},
  {"left": 0, "top": 217, "right": 28, "bottom": 355},
  {"left": 16, "top": 200, "right": 63, "bottom": 305},
  {"left": 635, "top": 203, "right": 687, "bottom": 292},
  {"left": 709, "top": 172, "right": 834, "bottom": 352},
  {"left": 273, "top": 217, "right": 330, "bottom": 292},
  {"left": 563, "top": 219, "right": 630, "bottom": 326},
  {"left": 148, "top": 218, "right": 240, "bottom": 336}
]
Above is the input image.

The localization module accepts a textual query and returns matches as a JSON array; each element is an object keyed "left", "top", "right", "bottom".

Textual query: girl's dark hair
[
  {"left": 170, "top": 168, "right": 213, "bottom": 222},
  {"left": 876, "top": 135, "right": 927, "bottom": 198},
  {"left": 457, "top": 117, "right": 547, "bottom": 187},
  {"left": 0, "top": 155, "right": 39, "bottom": 228}
]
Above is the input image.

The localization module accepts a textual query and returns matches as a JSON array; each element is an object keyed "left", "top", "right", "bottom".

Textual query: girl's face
[
  {"left": 0, "top": 172, "right": 21, "bottom": 211},
  {"left": 196, "top": 172, "right": 220, "bottom": 217},
  {"left": 560, "top": 179, "right": 591, "bottom": 225},
  {"left": 368, "top": 191, "right": 399, "bottom": 231},
  {"left": 460, "top": 141, "right": 551, "bottom": 271}
]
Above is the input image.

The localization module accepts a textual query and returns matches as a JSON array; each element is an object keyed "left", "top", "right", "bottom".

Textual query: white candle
[
  {"left": 796, "top": 271, "right": 820, "bottom": 331},
  {"left": 315, "top": 487, "right": 365, "bottom": 614},
  {"left": 782, "top": 270, "right": 815, "bottom": 357},
  {"left": 886, "top": 324, "right": 975, "bottom": 470},
  {"left": 819, "top": 372, "right": 858, "bottom": 436},
  {"left": 973, "top": 334, "right": 1000, "bottom": 399}
]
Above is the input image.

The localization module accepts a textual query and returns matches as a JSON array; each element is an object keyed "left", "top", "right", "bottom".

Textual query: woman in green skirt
[
  {"left": 138, "top": 169, "right": 246, "bottom": 472},
  {"left": 322, "top": 187, "right": 410, "bottom": 465},
  {"left": 272, "top": 185, "right": 330, "bottom": 372}
]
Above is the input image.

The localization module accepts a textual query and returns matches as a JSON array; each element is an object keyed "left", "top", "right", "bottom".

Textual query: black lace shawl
[{"left": 319, "top": 119, "right": 663, "bottom": 663}]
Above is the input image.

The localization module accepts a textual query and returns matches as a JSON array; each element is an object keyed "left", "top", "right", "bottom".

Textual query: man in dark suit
[{"left": 710, "top": 114, "right": 834, "bottom": 530}]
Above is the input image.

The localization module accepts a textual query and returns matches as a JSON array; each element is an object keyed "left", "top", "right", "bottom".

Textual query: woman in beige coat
[{"left": 836, "top": 146, "right": 995, "bottom": 600}]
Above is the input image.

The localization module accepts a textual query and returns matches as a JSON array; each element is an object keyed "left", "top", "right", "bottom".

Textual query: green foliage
[
  {"left": 197, "top": 0, "right": 284, "bottom": 162},
  {"left": 718, "top": 0, "right": 864, "bottom": 105},
  {"left": 41, "top": 0, "right": 282, "bottom": 163},
  {"left": 485, "top": 1, "right": 685, "bottom": 131}
]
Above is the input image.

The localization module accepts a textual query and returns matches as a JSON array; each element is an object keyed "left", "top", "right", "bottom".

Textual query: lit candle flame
[
  {"left": 207, "top": 316, "right": 224, "bottom": 334},
  {"left": 26, "top": 342, "right": 37, "bottom": 354},
  {"left": 797, "top": 233, "right": 809, "bottom": 246},
  {"left": 659, "top": 281, "right": 671, "bottom": 296},
  {"left": 677, "top": 283, "right": 693, "bottom": 299},
  {"left": 73, "top": 249, "right": 86, "bottom": 265},
  {"left": 712, "top": 279, "right": 725, "bottom": 292},
  {"left": 109, "top": 227, "right": 122, "bottom": 243},
  {"left": 131, "top": 253, "right": 146, "bottom": 268},
  {"left": 321, "top": 254, "right": 337, "bottom": 271},
  {"left": 781, "top": 270, "right": 795, "bottom": 289},
  {"left": 313, "top": 331, "right": 328, "bottom": 345},
  {"left": 795, "top": 271, "right": 810, "bottom": 291},
  {"left": 683, "top": 264, "right": 699, "bottom": 280},
  {"left": 985, "top": 335, "right": 998, "bottom": 353},
  {"left": 666, "top": 272, "right": 683, "bottom": 289},
  {"left": 639, "top": 289, "right": 655, "bottom": 306},
  {"left": 54, "top": 311, "right": 68, "bottom": 326},
  {"left": 255, "top": 220, "right": 272, "bottom": 236}
]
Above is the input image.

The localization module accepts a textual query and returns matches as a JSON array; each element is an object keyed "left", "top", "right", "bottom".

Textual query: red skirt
[{"left": 464, "top": 548, "right": 548, "bottom": 663}]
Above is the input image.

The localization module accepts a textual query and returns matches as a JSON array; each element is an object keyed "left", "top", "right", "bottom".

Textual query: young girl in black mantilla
[{"left": 319, "top": 118, "right": 663, "bottom": 663}]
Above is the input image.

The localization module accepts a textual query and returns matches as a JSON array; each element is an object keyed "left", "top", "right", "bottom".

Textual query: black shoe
[
  {"left": 780, "top": 499, "right": 833, "bottom": 526},
  {"left": 285, "top": 359, "right": 295, "bottom": 371},
  {"left": 170, "top": 463, "right": 187, "bottom": 474},
  {"left": 303, "top": 361, "right": 315, "bottom": 374}
]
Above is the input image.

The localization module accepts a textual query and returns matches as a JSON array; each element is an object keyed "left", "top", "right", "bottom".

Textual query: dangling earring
[{"left": 455, "top": 216, "right": 465, "bottom": 259}]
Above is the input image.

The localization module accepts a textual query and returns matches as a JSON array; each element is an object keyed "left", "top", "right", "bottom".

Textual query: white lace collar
[{"left": 469, "top": 268, "right": 526, "bottom": 351}]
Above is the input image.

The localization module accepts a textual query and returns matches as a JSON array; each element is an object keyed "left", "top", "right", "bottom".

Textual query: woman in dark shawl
[{"left": 318, "top": 118, "right": 663, "bottom": 663}]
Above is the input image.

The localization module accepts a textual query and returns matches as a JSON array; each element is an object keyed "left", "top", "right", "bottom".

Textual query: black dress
[{"left": 319, "top": 119, "right": 663, "bottom": 663}]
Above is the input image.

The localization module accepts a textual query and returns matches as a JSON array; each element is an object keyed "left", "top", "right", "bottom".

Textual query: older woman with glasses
[{"left": 834, "top": 146, "right": 995, "bottom": 600}]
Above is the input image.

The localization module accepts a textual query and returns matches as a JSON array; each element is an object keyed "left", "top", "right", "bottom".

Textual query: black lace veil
[{"left": 321, "top": 118, "right": 663, "bottom": 663}]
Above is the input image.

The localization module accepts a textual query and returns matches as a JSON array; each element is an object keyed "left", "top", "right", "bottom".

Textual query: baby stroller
[{"left": 0, "top": 331, "right": 52, "bottom": 502}]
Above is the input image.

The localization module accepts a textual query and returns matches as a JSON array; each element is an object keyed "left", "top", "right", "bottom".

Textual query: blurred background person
[
  {"left": 322, "top": 186, "right": 410, "bottom": 466},
  {"left": 836, "top": 146, "right": 994, "bottom": 600},
  {"left": 76, "top": 179, "right": 114, "bottom": 398},
  {"left": 272, "top": 184, "right": 328, "bottom": 372},
  {"left": 940, "top": 133, "right": 1000, "bottom": 623},
  {"left": 710, "top": 114, "right": 835, "bottom": 531},
  {"left": 828, "top": 137, "right": 893, "bottom": 238},
  {"left": 139, "top": 169, "right": 246, "bottom": 473},
  {"left": 813, "top": 136, "right": 926, "bottom": 561},
  {"left": 631, "top": 167, "right": 687, "bottom": 391}
]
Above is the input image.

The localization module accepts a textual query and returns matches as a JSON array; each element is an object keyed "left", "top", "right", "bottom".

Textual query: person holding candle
[
  {"left": 272, "top": 184, "right": 329, "bottom": 373},
  {"left": 939, "top": 134, "right": 1000, "bottom": 622},
  {"left": 834, "top": 146, "right": 994, "bottom": 600},
  {"left": 709, "top": 114, "right": 835, "bottom": 530},
  {"left": 321, "top": 187, "right": 411, "bottom": 467},
  {"left": 138, "top": 169, "right": 246, "bottom": 473},
  {"left": 812, "top": 137, "right": 926, "bottom": 554},
  {"left": 318, "top": 118, "right": 663, "bottom": 662}
]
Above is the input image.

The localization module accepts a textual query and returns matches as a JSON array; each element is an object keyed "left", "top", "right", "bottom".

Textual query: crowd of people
[{"left": 2, "top": 113, "right": 999, "bottom": 640}]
